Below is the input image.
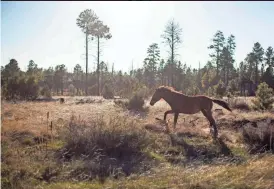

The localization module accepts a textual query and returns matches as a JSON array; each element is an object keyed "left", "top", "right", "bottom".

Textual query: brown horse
[{"left": 150, "top": 86, "right": 232, "bottom": 138}]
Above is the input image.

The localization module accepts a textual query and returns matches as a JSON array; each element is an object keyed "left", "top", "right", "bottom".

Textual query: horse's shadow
[
  {"left": 145, "top": 118, "right": 245, "bottom": 166},
  {"left": 165, "top": 132, "right": 243, "bottom": 166}
]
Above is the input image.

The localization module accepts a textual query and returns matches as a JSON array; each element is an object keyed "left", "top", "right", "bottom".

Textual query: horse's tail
[{"left": 212, "top": 99, "right": 232, "bottom": 112}]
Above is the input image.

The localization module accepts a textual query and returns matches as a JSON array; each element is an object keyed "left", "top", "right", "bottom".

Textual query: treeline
[{"left": 1, "top": 17, "right": 274, "bottom": 100}]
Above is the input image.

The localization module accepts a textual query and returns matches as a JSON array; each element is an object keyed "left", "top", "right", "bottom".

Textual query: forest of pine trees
[{"left": 1, "top": 16, "right": 274, "bottom": 101}]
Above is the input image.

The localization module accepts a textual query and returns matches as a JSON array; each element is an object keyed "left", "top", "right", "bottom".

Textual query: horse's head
[{"left": 150, "top": 86, "right": 170, "bottom": 106}]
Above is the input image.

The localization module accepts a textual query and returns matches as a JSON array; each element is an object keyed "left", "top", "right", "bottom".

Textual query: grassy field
[{"left": 1, "top": 96, "right": 274, "bottom": 189}]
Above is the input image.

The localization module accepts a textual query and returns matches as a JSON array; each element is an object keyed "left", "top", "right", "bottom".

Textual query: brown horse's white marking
[{"left": 150, "top": 86, "right": 232, "bottom": 138}]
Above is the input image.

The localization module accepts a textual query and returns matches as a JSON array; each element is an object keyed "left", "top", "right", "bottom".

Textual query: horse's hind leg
[
  {"left": 164, "top": 110, "right": 174, "bottom": 121},
  {"left": 201, "top": 109, "right": 218, "bottom": 138},
  {"left": 208, "top": 112, "right": 218, "bottom": 138}
]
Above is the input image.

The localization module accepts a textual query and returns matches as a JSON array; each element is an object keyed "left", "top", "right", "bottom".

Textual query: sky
[{"left": 1, "top": 1, "right": 274, "bottom": 73}]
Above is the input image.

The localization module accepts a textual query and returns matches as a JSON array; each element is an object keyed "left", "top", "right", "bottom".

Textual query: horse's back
[{"left": 195, "top": 95, "right": 213, "bottom": 109}]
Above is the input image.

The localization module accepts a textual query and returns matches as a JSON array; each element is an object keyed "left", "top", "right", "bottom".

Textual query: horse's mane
[
  {"left": 157, "top": 85, "right": 181, "bottom": 94},
  {"left": 156, "top": 86, "right": 209, "bottom": 98}
]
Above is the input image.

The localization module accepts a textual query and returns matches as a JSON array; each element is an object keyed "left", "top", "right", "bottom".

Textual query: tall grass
[
  {"left": 227, "top": 97, "right": 250, "bottom": 111},
  {"left": 57, "top": 115, "right": 156, "bottom": 181}
]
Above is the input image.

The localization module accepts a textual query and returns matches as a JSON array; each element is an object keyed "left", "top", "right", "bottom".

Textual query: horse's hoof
[{"left": 209, "top": 128, "right": 218, "bottom": 139}]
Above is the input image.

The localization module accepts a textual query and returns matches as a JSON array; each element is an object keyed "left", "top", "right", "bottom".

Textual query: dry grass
[
  {"left": 228, "top": 97, "right": 251, "bottom": 111},
  {"left": 1, "top": 96, "right": 117, "bottom": 134},
  {"left": 33, "top": 155, "right": 274, "bottom": 189},
  {"left": 1, "top": 96, "right": 274, "bottom": 189}
]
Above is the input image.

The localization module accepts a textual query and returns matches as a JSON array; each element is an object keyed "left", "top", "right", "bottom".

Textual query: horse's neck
[{"left": 163, "top": 91, "right": 184, "bottom": 106}]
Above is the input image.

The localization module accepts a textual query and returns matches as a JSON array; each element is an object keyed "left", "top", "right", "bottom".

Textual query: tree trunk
[
  {"left": 216, "top": 52, "right": 219, "bottom": 76},
  {"left": 171, "top": 33, "right": 174, "bottom": 87},
  {"left": 226, "top": 66, "right": 229, "bottom": 86},
  {"left": 249, "top": 82, "right": 252, "bottom": 96},
  {"left": 223, "top": 67, "right": 226, "bottom": 85},
  {"left": 97, "top": 36, "right": 100, "bottom": 96},
  {"left": 85, "top": 30, "right": 88, "bottom": 96}
]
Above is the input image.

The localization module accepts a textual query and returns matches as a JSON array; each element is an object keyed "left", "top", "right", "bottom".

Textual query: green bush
[
  {"left": 26, "top": 77, "right": 40, "bottom": 100},
  {"left": 252, "top": 82, "right": 274, "bottom": 110},
  {"left": 227, "top": 79, "right": 239, "bottom": 95},
  {"left": 40, "top": 85, "right": 52, "bottom": 98},
  {"left": 214, "top": 81, "right": 226, "bottom": 98},
  {"left": 17, "top": 76, "right": 39, "bottom": 100}
]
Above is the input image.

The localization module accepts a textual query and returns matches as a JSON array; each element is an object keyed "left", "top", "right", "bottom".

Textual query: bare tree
[
  {"left": 76, "top": 9, "right": 99, "bottom": 95},
  {"left": 93, "top": 20, "right": 112, "bottom": 95},
  {"left": 161, "top": 18, "right": 182, "bottom": 87}
]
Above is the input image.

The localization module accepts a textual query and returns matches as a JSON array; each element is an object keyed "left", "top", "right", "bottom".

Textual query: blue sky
[{"left": 1, "top": 1, "right": 274, "bottom": 72}]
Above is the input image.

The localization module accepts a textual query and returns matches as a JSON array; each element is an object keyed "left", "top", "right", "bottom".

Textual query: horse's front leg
[
  {"left": 173, "top": 112, "right": 179, "bottom": 129},
  {"left": 164, "top": 110, "right": 174, "bottom": 121}
]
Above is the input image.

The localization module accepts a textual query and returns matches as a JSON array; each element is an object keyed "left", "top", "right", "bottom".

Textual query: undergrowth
[
  {"left": 2, "top": 101, "right": 274, "bottom": 189},
  {"left": 57, "top": 115, "right": 157, "bottom": 181}
]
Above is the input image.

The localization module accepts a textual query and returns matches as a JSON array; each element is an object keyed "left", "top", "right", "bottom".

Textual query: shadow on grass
[{"left": 165, "top": 132, "right": 245, "bottom": 166}]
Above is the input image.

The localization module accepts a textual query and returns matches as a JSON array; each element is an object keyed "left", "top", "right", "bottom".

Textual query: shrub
[
  {"left": 114, "top": 99, "right": 128, "bottom": 109},
  {"left": 214, "top": 81, "right": 226, "bottom": 98},
  {"left": 234, "top": 91, "right": 241, "bottom": 97},
  {"left": 68, "top": 84, "right": 76, "bottom": 96},
  {"left": 40, "top": 85, "right": 52, "bottom": 98},
  {"left": 252, "top": 82, "right": 274, "bottom": 110},
  {"left": 228, "top": 97, "right": 250, "bottom": 111},
  {"left": 102, "top": 84, "right": 114, "bottom": 99},
  {"left": 227, "top": 79, "right": 239, "bottom": 95},
  {"left": 114, "top": 91, "right": 146, "bottom": 112},
  {"left": 207, "top": 87, "right": 214, "bottom": 97},
  {"left": 127, "top": 93, "right": 145, "bottom": 111},
  {"left": 134, "top": 85, "right": 150, "bottom": 99},
  {"left": 241, "top": 119, "right": 274, "bottom": 153},
  {"left": 57, "top": 115, "right": 155, "bottom": 180},
  {"left": 185, "top": 86, "right": 199, "bottom": 96},
  {"left": 19, "top": 76, "right": 39, "bottom": 100},
  {"left": 88, "top": 84, "right": 98, "bottom": 96},
  {"left": 226, "top": 92, "right": 233, "bottom": 99}
]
